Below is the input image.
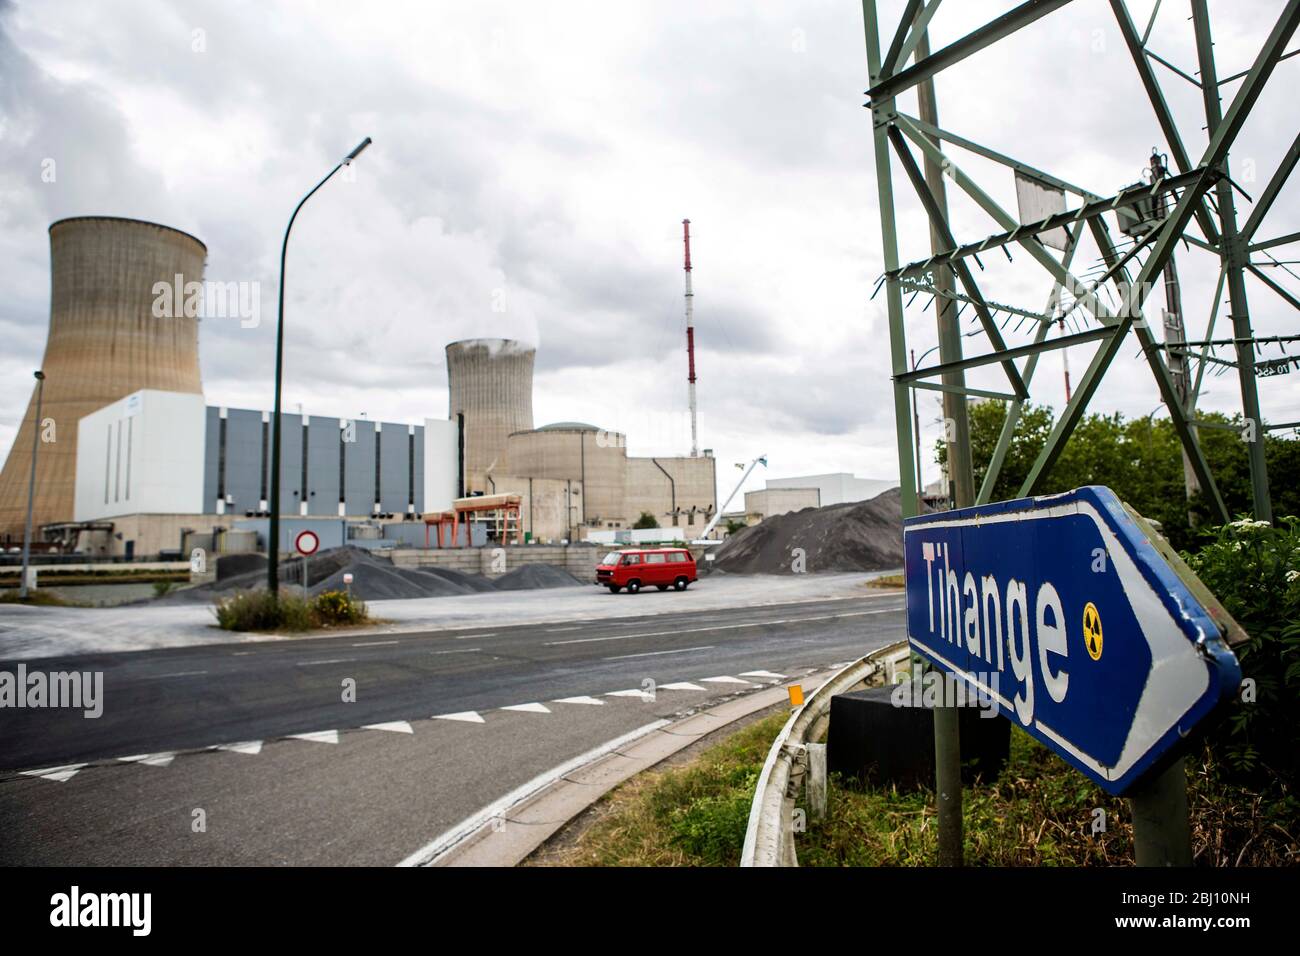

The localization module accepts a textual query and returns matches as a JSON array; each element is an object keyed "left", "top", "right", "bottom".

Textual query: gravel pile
[
  {"left": 493, "top": 563, "right": 585, "bottom": 590},
  {"left": 156, "top": 547, "right": 586, "bottom": 603},
  {"left": 712, "top": 487, "right": 909, "bottom": 574}
]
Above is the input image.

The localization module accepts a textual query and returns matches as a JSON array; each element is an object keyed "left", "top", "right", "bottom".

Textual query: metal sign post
[
  {"left": 294, "top": 530, "right": 319, "bottom": 601},
  {"left": 903, "top": 486, "right": 1242, "bottom": 862}
]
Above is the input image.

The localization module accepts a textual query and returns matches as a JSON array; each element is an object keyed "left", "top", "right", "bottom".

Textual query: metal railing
[{"left": 740, "top": 639, "right": 911, "bottom": 867}]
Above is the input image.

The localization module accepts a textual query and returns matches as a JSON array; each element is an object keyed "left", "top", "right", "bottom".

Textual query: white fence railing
[{"left": 740, "top": 640, "right": 911, "bottom": 867}]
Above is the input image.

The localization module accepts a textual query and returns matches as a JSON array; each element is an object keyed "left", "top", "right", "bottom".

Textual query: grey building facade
[{"left": 201, "top": 407, "right": 429, "bottom": 517}]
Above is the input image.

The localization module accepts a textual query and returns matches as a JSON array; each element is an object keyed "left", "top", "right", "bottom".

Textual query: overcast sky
[{"left": 1, "top": 0, "right": 1296, "bottom": 503}]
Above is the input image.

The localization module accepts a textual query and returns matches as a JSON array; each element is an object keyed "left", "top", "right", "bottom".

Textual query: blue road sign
[{"left": 903, "top": 486, "right": 1241, "bottom": 796}]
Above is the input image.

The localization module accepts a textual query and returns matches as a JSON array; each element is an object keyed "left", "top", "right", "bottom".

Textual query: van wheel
[
  {"left": 607, "top": 585, "right": 621, "bottom": 594},
  {"left": 674, "top": 577, "right": 689, "bottom": 591},
  {"left": 626, "top": 580, "right": 641, "bottom": 594}
]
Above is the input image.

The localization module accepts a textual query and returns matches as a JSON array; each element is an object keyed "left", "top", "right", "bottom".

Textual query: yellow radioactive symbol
[{"left": 1083, "top": 601, "right": 1103, "bottom": 661}]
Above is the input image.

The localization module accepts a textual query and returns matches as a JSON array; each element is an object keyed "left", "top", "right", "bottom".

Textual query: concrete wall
[
  {"left": 71, "top": 512, "right": 240, "bottom": 558},
  {"left": 390, "top": 544, "right": 606, "bottom": 579},
  {"left": 75, "top": 390, "right": 206, "bottom": 521},
  {"left": 744, "top": 487, "right": 820, "bottom": 520}
]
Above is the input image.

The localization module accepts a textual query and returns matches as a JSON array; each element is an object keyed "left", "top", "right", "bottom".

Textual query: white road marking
[
  {"left": 353, "top": 640, "right": 399, "bottom": 648},
  {"left": 457, "top": 633, "right": 495, "bottom": 640},
  {"left": 545, "top": 626, "right": 582, "bottom": 633},
  {"left": 431, "top": 647, "right": 481, "bottom": 655},
  {"left": 397, "top": 720, "right": 671, "bottom": 867},
  {"left": 541, "top": 607, "right": 899, "bottom": 647},
  {"left": 297, "top": 658, "right": 356, "bottom": 667},
  {"left": 148, "top": 669, "right": 208, "bottom": 679},
  {"left": 606, "top": 689, "right": 651, "bottom": 698},
  {"left": 500, "top": 702, "right": 551, "bottom": 714},
  {"left": 20, "top": 764, "right": 86, "bottom": 783},
  {"left": 215, "top": 741, "right": 263, "bottom": 755},
  {"left": 552, "top": 695, "right": 605, "bottom": 706},
  {"left": 701, "top": 676, "right": 754, "bottom": 685},
  {"left": 288, "top": 730, "right": 339, "bottom": 744},
  {"left": 118, "top": 752, "right": 176, "bottom": 767},
  {"left": 740, "top": 670, "right": 787, "bottom": 680},
  {"left": 364, "top": 720, "right": 414, "bottom": 734},
  {"left": 660, "top": 681, "right": 707, "bottom": 691},
  {"left": 433, "top": 711, "right": 486, "bottom": 724},
  {"left": 604, "top": 645, "right": 715, "bottom": 661}
]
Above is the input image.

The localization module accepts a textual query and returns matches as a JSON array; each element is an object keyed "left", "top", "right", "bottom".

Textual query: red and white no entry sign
[{"left": 294, "top": 530, "right": 320, "bottom": 556}]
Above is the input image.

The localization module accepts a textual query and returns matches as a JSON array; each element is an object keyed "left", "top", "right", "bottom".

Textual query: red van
[{"left": 596, "top": 548, "right": 697, "bottom": 594}]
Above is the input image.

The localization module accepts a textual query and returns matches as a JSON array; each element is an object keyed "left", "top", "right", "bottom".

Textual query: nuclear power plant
[
  {"left": 0, "top": 217, "right": 206, "bottom": 541},
  {"left": 0, "top": 219, "right": 716, "bottom": 558}
]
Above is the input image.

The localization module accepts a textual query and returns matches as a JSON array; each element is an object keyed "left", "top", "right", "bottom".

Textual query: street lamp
[
  {"left": 19, "top": 370, "right": 46, "bottom": 600},
  {"left": 267, "top": 137, "right": 372, "bottom": 594}
]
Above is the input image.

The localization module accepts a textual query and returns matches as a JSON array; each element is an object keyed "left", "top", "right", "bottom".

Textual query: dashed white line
[
  {"left": 297, "top": 658, "right": 356, "bottom": 667},
  {"left": 433, "top": 711, "right": 486, "bottom": 724},
  {"left": 604, "top": 645, "right": 716, "bottom": 661},
  {"left": 430, "top": 647, "right": 481, "bottom": 655},
  {"left": 353, "top": 640, "right": 399, "bottom": 648},
  {"left": 214, "top": 741, "right": 263, "bottom": 755},
  {"left": 146, "top": 669, "right": 209, "bottom": 679},
  {"left": 118, "top": 752, "right": 176, "bottom": 767},
  {"left": 20, "top": 764, "right": 87, "bottom": 783},
  {"left": 542, "top": 608, "right": 900, "bottom": 647},
  {"left": 288, "top": 730, "right": 339, "bottom": 744},
  {"left": 500, "top": 702, "right": 551, "bottom": 714},
  {"left": 364, "top": 720, "right": 414, "bottom": 734}
]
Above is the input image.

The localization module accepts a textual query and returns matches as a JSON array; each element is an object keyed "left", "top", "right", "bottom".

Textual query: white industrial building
[{"left": 763, "top": 472, "right": 896, "bottom": 507}]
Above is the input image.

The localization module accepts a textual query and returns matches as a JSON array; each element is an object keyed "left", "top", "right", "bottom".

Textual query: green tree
[
  {"left": 633, "top": 512, "right": 660, "bottom": 529},
  {"left": 938, "top": 400, "right": 1299, "bottom": 551}
]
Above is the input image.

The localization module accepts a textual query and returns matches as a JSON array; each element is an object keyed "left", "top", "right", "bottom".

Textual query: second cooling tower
[{"left": 446, "top": 338, "right": 535, "bottom": 494}]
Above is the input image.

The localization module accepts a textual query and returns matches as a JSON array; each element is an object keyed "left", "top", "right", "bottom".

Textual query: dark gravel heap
[
  {"left": 493, "top": 563, "right": 585, "bottom": 590},
  {"left": 156, "top": 547, "right": 586, "bottom": 603},
  {"left": 712, "top": 487, "right": 908, "bottom": 574}
]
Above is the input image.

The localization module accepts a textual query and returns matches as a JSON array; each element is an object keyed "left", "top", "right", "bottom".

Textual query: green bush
[
  {"left": 214, "top": 589, "right": 314, "bottom": 632},
  {"left": 312, "top": 589, "right": 367, "bottom": 626},
  {"left": 152, "top": 580, "right": 174, "bottom": 598},
  {"left": 214, "top": 588, "right": 369, "bottom": 632},
  {"left": 1184, "top": 517, "right": 1300, "bottom": 787}
]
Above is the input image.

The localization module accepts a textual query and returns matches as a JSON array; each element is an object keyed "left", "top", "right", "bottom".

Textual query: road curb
[{"left": 405, "top": 670, "right": 837, "bottom": 867}]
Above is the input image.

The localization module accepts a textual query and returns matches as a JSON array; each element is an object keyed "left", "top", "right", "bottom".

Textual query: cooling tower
[
  {"left": 0, "top": 217, "right": 206, "bottom": 540},
  {"left": 446, "top": 338, "right": 535, "bottom": 494}
]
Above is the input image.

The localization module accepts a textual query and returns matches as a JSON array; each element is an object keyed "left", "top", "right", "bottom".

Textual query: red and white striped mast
[{"left": 683, "top": 218, "right": 699, "bottom": 457}]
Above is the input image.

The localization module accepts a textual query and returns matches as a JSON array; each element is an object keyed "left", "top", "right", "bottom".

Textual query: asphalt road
[{"left": 0, "top": 587, "right": 905, "bottom": 865}]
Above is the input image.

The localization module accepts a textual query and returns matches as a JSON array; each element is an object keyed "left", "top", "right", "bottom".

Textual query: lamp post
[
  {"left": 267, "top": 137, "right": 372, "bottom": 594},
  {"left": 19, "top": 370, "right": 46, "bottom": 600}
]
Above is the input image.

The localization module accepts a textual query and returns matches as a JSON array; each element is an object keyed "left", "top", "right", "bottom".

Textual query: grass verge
[
  {"left": 529, "top": 711, "right": 1298, "bottom": 866},
  {"left": 0, "top": 589, "right": 72, "bottom": 607}
]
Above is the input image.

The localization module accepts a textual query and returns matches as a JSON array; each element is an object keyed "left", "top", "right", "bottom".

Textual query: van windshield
[{"left": 601, "top": 552, "right": 621, "bottom": 566}]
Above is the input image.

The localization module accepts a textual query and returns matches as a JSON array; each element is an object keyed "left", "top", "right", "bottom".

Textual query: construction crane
[{"left": 694, "top": 454, "right": 766, "bottom": 544}]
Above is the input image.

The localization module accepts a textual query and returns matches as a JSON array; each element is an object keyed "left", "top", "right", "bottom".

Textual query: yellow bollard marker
[{"left": 787, "top": 684, "right": 804, "bottom": 708}]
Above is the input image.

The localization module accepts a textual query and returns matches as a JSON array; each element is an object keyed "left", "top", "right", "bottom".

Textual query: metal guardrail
[{"left": 740, "top": 639, "right": 911, "bottom": 867}]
